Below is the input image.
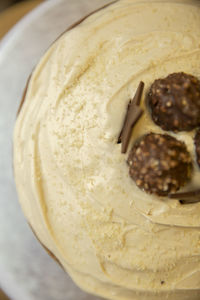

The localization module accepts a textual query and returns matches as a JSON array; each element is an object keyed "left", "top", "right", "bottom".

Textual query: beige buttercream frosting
[{"left": 14, "top": 0, "right": 200, "bottom": 299}]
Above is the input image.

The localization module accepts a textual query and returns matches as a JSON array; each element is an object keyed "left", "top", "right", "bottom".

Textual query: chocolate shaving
[
  {"left": 168, "top": 189, "right": 200, "bottom": 204},
  {"left": 118, "top": 82, "right": 144, "bottom": 153}
]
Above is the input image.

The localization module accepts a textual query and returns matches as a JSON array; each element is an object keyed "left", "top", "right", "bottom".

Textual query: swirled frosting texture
[{"left": 14, "top": 1, "right": 200, "bottom": 299}]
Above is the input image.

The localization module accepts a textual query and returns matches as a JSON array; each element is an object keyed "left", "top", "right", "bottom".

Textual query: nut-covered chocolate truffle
[
  {"left": 148, "top": 72, "right": 200, "bottom": 132},
  {"left": 195, "top": 129, "right": 200, "bottom": 168},
  {"left": 127, "top": 133, "right": 192, "bottom": 196}
]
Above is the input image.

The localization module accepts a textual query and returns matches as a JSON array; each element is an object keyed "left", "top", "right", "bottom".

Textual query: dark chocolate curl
[{"left": 118, "top": 82, "right": 144, "bottom": 153}]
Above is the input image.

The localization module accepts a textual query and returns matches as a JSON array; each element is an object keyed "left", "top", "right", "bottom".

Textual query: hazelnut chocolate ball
[
  {"left": 127, "top": 133, "right": 192, "bottom": 196},
  {"left": 195, "top": 129, "right": 200, "bottom": 168},
  {"left": 148, "top": 72, "right": 200, "bottom": 132}
]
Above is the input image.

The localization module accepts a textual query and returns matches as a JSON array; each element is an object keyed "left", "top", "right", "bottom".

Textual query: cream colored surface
[{"left": 14, "top": 0, "right": 200, "bottom": 299}]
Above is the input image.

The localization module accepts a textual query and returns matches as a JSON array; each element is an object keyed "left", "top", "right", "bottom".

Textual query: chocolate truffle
[
  {"left": 127, "top": 133, "right": 192, "bottom": 196},
  {"left": 148, "top": 72, "right": 200, "bottom": 132},
  {"left": 195, "top": 129, "right": 200, "bottom": 168}
]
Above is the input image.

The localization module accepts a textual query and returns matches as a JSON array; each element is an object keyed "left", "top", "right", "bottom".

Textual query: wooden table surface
[
  {"left": 0, "top": 1, "right": 44, "bottom": 300},
  {"left": 0, "top": 289, "right": 10, "bottom": 300},
  {"left": 0, "top": 0, "right": 44, "bottom": 39}
]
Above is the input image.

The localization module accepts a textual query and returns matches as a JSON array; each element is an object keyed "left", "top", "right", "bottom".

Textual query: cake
[{"left": 14, "top": 0, "right": 200, "bottom": 299}]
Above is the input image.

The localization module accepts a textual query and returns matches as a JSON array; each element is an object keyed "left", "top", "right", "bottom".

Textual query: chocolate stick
[
  {"left": 168, "top": 189, "right": 200, "bottom": 204},
  {"left": 121, "top": 108, "right": 143, "bottom": 153},
  {"left": 135, "top": 81, "right": 144, "bottom": 106},
  {"left": 118, "top": 101, "right": 131, "bottom": 144},
  {"left": 118, "top": 82, "right": 144, "bottom": 153},
  {"left": 179, "top": 199, "right": 200, "bottom": 205}
]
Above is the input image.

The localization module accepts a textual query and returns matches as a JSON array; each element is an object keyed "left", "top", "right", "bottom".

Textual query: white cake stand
[{"left": 0, "top": 1, "right": 111, "bottom": 299}]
